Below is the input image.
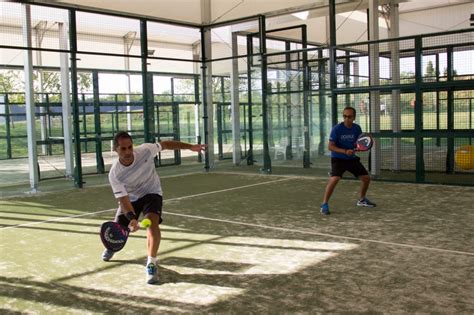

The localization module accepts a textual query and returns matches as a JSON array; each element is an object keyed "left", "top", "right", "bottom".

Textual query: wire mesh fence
[{"left": 0, "top": 2, "right": 473, "bottom": 187}]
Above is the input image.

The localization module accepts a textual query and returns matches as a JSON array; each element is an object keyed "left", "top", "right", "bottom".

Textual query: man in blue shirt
[{"left": 320, "top": 106, "right": 376, "bottom": 215}]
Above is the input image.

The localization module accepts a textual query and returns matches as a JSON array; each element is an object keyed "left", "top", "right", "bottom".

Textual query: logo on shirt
[{"left": 341, "top": 135, "right": 355, "bottom": 140}]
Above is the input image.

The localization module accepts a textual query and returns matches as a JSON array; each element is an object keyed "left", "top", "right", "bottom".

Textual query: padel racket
[
  {"left": 355, "top": 133, "right": 374, "bottom": 152},
  {"left": 100, "top": 221, "right": 129, "bottom": 252}
]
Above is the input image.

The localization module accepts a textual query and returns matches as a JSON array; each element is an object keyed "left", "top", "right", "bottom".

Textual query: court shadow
[{"left": 0, "top": 276, "right": 197, "bottom": 313}]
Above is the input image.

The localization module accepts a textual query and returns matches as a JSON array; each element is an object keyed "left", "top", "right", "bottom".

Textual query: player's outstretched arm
[{"left": 159, "top": 140, "right": 207, "bottom": 152}]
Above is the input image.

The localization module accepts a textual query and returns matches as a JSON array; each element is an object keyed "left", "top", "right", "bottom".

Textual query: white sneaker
[{"left": 146, "top": 263, "right": 159, "bottom": 284}]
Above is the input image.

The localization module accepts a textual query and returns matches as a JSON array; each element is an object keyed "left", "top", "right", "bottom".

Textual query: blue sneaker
[
  {"left": 146, "top": 263, "right": 159, "bottom": 284},
  {"left": 357, "top": 198, "right": 376, "bottom": 207},
  {"left": 320, "top": 203, "right": 330, "bottom": 215},
  {"left": 102, "top": 249, "right": 115, "bottom": 261}
]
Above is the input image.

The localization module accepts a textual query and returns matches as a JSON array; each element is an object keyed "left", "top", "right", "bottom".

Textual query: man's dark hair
[
  {"left": 113, "top": 131, "right": 132, "bottom": 150},
  {"left": 344, "top": 106, "right": 356, "bottom": 117}
]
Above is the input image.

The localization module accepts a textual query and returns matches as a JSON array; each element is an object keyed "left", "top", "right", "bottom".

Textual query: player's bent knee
[
  {"left": 330, "top": 176, "right": 341, "bottom": 182},
  {"left": 360, "top": 175, "right": 370, "bottom": 183},
  {"left": 145, "top": 212, "right": 161, "bottom": 226}
]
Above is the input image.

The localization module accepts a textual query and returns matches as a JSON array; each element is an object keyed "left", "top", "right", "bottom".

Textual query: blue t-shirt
[{"left": 329, "top": 122, "right": 362, "bottom": 160}]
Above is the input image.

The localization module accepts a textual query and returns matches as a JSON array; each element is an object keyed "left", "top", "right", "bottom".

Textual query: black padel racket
[
  {"left": 355, "top": 133, "right": 374, "bottom": 152},
  {"left": 100, "top": 221, "right": 129, "bottom": 252}
]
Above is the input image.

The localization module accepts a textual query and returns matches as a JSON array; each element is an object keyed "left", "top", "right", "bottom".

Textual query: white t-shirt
[{"left": 108, "top": 143, "right": 163, "bottom": 202}]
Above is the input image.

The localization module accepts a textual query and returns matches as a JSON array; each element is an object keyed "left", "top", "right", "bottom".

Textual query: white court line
[
  {"left": 162, "top": 177, "right": 294, "bottom": 202},
  {"left": 1, "top": 176, "right": 473, "bottom": 256},
  {"left": 213, "top": 170, "right": 330, "bottom": 181},
  {"left": 0, "top": 208, "right": 115, "bottom": 230},
  {"left": 215, "top": 170, "right": 474, "bottom": 189},
  {"left": 0, "top": 171, "right": 206, "bottom": 198},
  {"left": 0, "top": 177, "right": 294, "bottom": 231},
  {"left": 165, "top": 212, "right": 474, "bottom": 256}
]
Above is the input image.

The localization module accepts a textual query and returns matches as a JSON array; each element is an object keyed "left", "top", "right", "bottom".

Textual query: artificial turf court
[{"left": 1, "top": 171, "right": 473, "bottom": 313}]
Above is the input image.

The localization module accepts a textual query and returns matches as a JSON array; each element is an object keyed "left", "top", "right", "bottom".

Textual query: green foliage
[
  {"left": 400, "top": 71, "right": 415, "bottom": 84},
  {"left": 443, "top": 67, "right": 458, "bottom": 77},
  {"left": 77, "top": 72, "right": 92, "bottom": 93},
  {"left": 1, "top": 69, "right": 92, "bottom": 95},
  {"left": 425, "top": 60, "right": 436, "bottom": 79},
  {"left": 0, "top": 70, "right": 22, "bottom": 93}
]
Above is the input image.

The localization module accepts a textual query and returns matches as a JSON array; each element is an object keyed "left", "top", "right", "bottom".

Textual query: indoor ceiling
[
  {"left": 39, "top": 0, "right": 473, "bottom": 27},
  {"left": 19, "top": 0, "right": 474, "bottom": 45}
]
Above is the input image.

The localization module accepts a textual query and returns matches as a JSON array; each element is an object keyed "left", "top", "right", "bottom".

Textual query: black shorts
[
  {"left": 330, "top": 157, "right": 369, "bottom": 178},
  {"left": 115, "top": 193, "right": 163, "bottom": 227}
]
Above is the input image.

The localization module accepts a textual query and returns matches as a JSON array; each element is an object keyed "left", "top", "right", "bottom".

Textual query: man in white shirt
[{"left": 103, "top": 131, "right": 207, "bottom": 284}]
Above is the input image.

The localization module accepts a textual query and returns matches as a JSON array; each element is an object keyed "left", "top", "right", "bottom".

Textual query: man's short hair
[
  {"left": 113, "top": 131, "right": 132, "bottom": 150},
  {"left": 343, "top": 106, "right": 357, "bottom": 117}
]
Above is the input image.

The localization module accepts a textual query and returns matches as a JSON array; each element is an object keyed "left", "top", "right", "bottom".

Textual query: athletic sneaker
[
  {"left": 320, "top": 203, "right": 330, "bottom": 215},
  {"left": 146, "top": 263, "right": 159, "bottom": 284},
  {"left": 357, "top": 198, "right": 376, "bottom": 207},
  {"left": 102, "top": 249, "right": 115, "bottom": 261}
]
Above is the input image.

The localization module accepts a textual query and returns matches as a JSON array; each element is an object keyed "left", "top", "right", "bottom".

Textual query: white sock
[{"left": 147, "top": 256, "right": 157, "bottom": 266}]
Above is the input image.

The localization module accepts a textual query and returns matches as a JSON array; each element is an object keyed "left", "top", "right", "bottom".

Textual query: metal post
[
  {"left": 368, "top": 0, "right": 381, "bottom": 177},
  {"left": 200, "top": 26, "right": 212, "bottom": 171},
  {"left": 146, "top": 73, "right": 155, "bottom": 140},
  {"left": 285, "top": 41, "right": 293, "bottom": 160},
  {"left": 46, "top": 93, "right": 52, "bottom": 155},
  {"left": 469, "top": 99, "right": 472, "bottom": 145},
  {"left": 446, "top": 46, "right": 454, "bottom": 174},
  {"left": 22, "top": 4, "right": 39, "bottom": 192},
  {"left": 259, "top": 15, "right": 271, "bottom": 173},
  {"left": 246, "top": 35, "right": 254, "bottom": 165},
  {"left": 173, "top": 102, "right": 181, "bottom": 164},
  {"left": 318, "top": 49, "right": 327, "bottom": 156},
  {"left": 193, "top": 75, "right": 202, "bottom": 162},
  {"left": 344, "top": 51, "right": 351, "bottom": 105},
  {"left": 123, "top": 31, "right": 136, "bottom": 134},
  {"left": 81, "top": 93, "right": 88, "bottom": 153},
  {"left": 35, "top": 21, "right": 48, "bottom": 156},
  {"left": 92, "top": 71, "right": 104, "bottom": 173},
  {"left": 302, "top": 25, "right": 311, "bottom": 168},
  {"left": 389, "top": 0, "right": 401, "bottom": 171},
  {"left": 435, "top": 53, "right": 441, "bottom": 147},
  {"left": 230, "top": 31, "right": 242, "bottom": 165},
  {"left": 217, "top": 102, "right": 223, "bottom": 159},
  {"left": 414, "top": 36, "right": 425, "bottom": 182},
  {"left": 329, "top": 0, "right": 338, "bottom": 127},
  {"left": 5, "top": 95, "right": 12, "bottom": 159},
  {"left": 141, "top": 19, "right": 153, "bottom": 143},
  {"left": 201, "top": 0, "right": 213, "bottom": 170},
  {"left": 114, "top": 94, "right": 119, "bottom": 131},
  {"left": 69, "top": 9, "right": 83, "bottom": 188},
  {"left": 171, "top": 77, "right": 179, "bottom": 162},
  {"left": 59, "top": 22, "right": 74, "bottom": 178}
]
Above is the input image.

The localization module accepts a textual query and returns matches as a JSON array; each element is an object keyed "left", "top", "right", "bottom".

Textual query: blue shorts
[{"left": 115, "top": 194, "right": 163, "bottom": 227}]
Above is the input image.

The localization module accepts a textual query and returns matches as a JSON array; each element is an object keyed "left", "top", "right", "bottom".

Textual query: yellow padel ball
[
  {"left": 139, "top": 218, "right": 152, "bottom": 229},
  {"left": 455, "top": 145, "right": 474, "bottom": 170}
]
